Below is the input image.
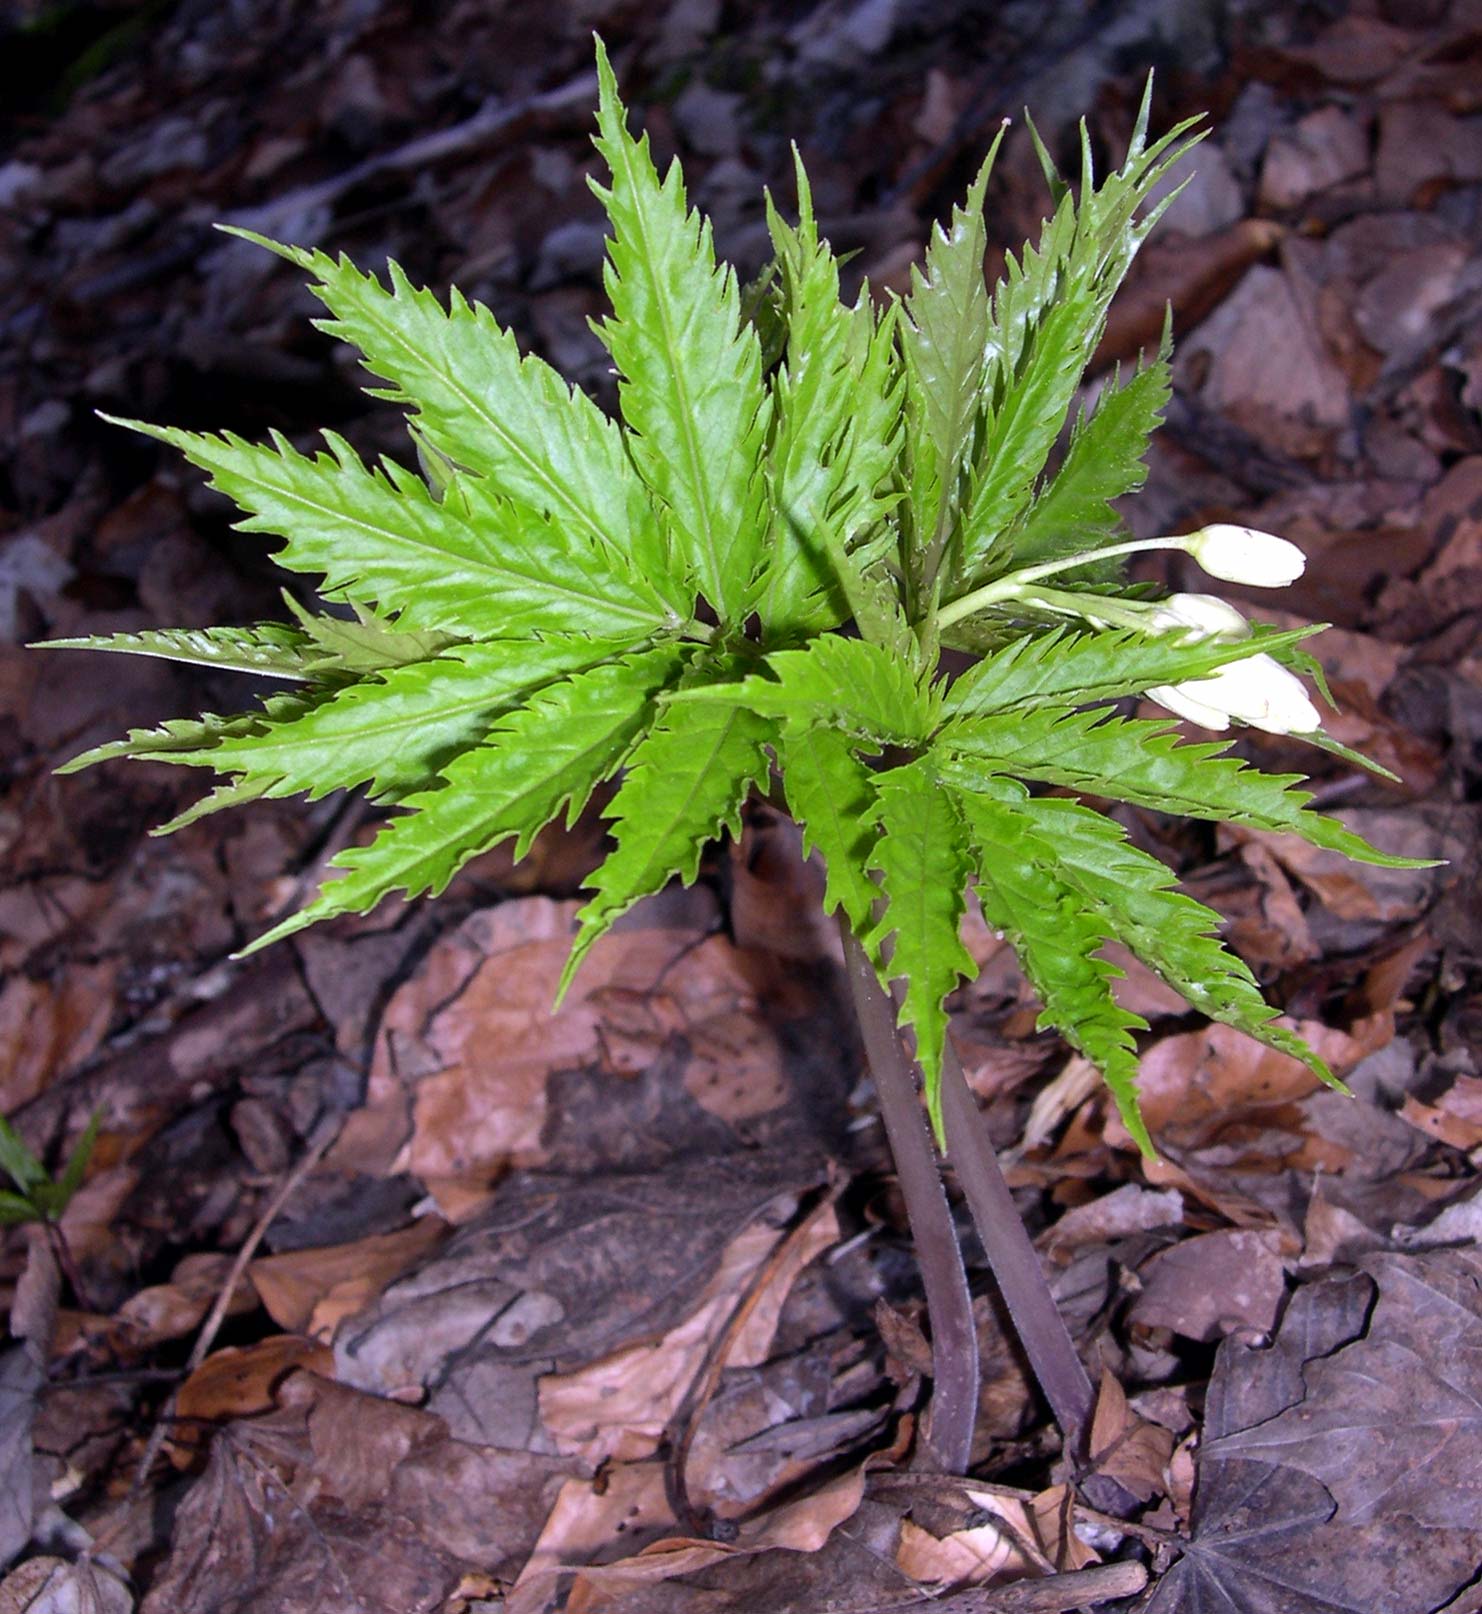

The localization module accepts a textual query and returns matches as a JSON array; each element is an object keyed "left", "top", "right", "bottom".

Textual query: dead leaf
[
  {"left": 1130, "top": 1230, "right": 1287, "bottom": 1343},
  {"left": 0, "top": 964, "right": 117, "bottom": 1113},
  {"left": 1398, "top": 1073, "right": 1482, "bottom": 1150},
  {"left": 174, "top": 1336, "right": 333, "bottom": 1449},
  {"left": 538, "top": 1202, "right": 838, "bottom": 1465},
  {"left": 248, "top": 1217, "right": 448, "bottom": 1339},
  {"left": 111, "top": 1253, "right": 258, "bottom": 1351},
  {"left": 1150, "top": 1250, "right": 1482, "bottom": 1612},
  {"left": 1086, "top": 1372, "right": 1174, "bottom": 1505},
  {"left": 333, "top": 1151, "right": 827, "bottom": 1451},
  {"left": 142, "top": 1370, "right": 574, "bottom": 1614},
  {"left": 0, "top": 1555, "right": 133, "bottom": 1614}
]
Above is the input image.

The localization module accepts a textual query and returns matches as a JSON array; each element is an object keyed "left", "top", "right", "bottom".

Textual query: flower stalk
[{"left": 937, "top": 524, "right": 1309, "bottom": 631}]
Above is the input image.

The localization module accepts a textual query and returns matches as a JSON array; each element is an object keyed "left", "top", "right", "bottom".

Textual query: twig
[
  {"left": 931, "top": 1559, "right": 1148, "bottom": 1611},
  {"left": 840, "top": 917, "right": 979, "bottom": 1476},
  {"left": 131, "top": 1113, "right": 341, "bottom": 1493}
]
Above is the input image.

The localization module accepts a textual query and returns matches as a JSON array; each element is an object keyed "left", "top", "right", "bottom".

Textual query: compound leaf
[
  {"left": 942, "top": 623, "right": 1317, "bottom": 720},
  {"left": 1011, "top": 791, "right": 1335, "bottom": 1085},
  {"left": 1007, "top": 343, "right": 1170, "bottom": 569},
  {"left": 901, "top": 136, "right": 1002, "bottom": 572},
  {"left": 103, "top": 418, "right": 678, "bottom": 641},
  {"left": 145, "top": 637, "right": 617, "bottom": 805},
  {"left": 952, "top": 92, "right": 1200, "bottom": 588},
  {"left": 671, "top": 632, "right": 937, "bottom": 745},
  {"left": 36, "top": 623, "right": 316, "bottom": 681},
  {"left": 761, "top": 157, "right": 904, "bottom": 639}
]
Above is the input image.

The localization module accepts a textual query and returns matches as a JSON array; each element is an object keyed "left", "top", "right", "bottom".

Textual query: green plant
[
  {"left": 1, "top": 1111, "right": 101, "bottom": 1306},
  {"left": 42, "top": 44, "right": 1419, "bottom": 1476},
  {"left": 0, "top": 1112, "right": 97, "bottom": 1228}
]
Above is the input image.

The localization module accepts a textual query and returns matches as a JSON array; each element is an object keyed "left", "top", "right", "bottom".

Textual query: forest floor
[{"left": 2, "top": 1, "right": 1481, "bottom": 1610}]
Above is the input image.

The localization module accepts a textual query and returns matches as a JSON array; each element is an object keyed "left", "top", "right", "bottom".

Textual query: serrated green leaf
[
  {"left": 280, "top": 594, "right": 465, "bottom": 677},
  {"left": 951, "top": 781, "right": 1151, "bottom": 1155},
  {"left": 35, "top": 623, "right": 316, "bottom": 681},
  {"left": 224, "top": 228, "right": 679, "bottom": 600},
  {"left": 901, "top": 134, "right": 1003, "bottom": 578},
  {"left": 942, "top": 623, "right": 1318, "bottom": 721},
  {"left": 154, "top": 776, "right": 273, "bottom": 835},
  {"left": 103, "top": 417, "right": 679, "bottom": 641},
  {"left": 761, "top": 156, "right": 905, "bottom": 639},
  {"left": 242, "top": 644, "right": 689, "bottom": 953},
  {"left": 561, "top": 685, "right": 773, "bottom": 993},
  {"left": 864, "top": 758, "right": 977, "bottom": 1138},
  {"left": 1002, "top": 790, "right": 1336, "bottom": 1086},
  {"left": 1007, "top": 344, "right": 1170, "bottom": 570},
  {"left": 938, "top": 704, "right": 1431, "bottom": 869},
  {"left": 590, "top": 39, "right": 770, "bottom": 625},
  {"left": 670, "top": 633, "right": 937, "bottom": 745},
  {"left": 778, "top": 725, "right": 880, "bottom": 937},
  {"left": 57, "top": 695, "right": 315, "bottom": 775},
  {"left": 146, "top": 637, "right": 620, "bottom": 806},
  {"left": 951, "top": 98, "right": 1200, "bottom": 590}
]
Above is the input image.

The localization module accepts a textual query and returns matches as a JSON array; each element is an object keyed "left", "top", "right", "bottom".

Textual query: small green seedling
[
  {"left": 0, "top": 1111, "right": 100, "bottom": 1228},
  {"left": 38, "top": 42, "right": 1424, "bottom": 1466}
]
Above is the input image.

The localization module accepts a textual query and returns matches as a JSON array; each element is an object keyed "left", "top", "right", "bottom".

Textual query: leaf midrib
[
  {"left": 218, "top": 452, "right": 665, "bottom": 635},
  {"left": 611, "top": 139, "right": 728, "bottom": 616}
]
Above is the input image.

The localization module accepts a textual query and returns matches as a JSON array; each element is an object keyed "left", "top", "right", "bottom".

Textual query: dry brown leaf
[
  {"left": 1398, "top": 1073, "right": 1482, "bottom": 1150},
  {"left": 0, "top": 1555, "right": 133, "bottom": 1614},
  {"left": 507, "top": 1461, "right": 677, "bottom": 1614},
  {"left": 341, "top": 897, "right": 811, "bottom": 1208},
  {"left": 249, "top": 1216, "right": 448, "bottom": 1338},
  {"left": 173, "top": 1334, "right": 333, "bottom": 1455},
  {"left": 539, "top": 1200, "right": 838, "bottom": 1465},
  {"left": 1087, "top": 1371, "right": 1175, "bottom": 1504},
  {"left": 1259, "top": 106, "right": 1369, "bottom": 209},
  {"left": 561, "top": 1463, "right": 871, "bottom": 1612},
  {"left": 1178, "top": 265, "right": 1351, "bottom": 455},
  {"left": 895, "top": 1516, "right": 1025, "bottom": 1587},
  {"left": 1130, "top": 1230, "right": 1287, "bottom": 1343},
  {"left": 1043, "top": 1184, "right": 1185, "bottom": 1263},
  {"left": 0, "top": 963, "right": 117, "bottom": 1113},
  {"left": 146, "top": 1368, "right": 574, "bottom": 1612},
  {"left": 110, "top": 1252, "right": 257, "bottom": 1351}
]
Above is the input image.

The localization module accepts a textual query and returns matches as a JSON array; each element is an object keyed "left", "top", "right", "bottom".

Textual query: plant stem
[
  {"left": 839, "top": 917, "right": 979, "bottom": 1474},
  {"left": 936, "top": 1040, "right": 1095, "bottom": 1451},
  {"left": 937, "top": 538, "right": 1187, "bottom": 628},
  {"left": 44, "top": 1218, "right": 97, "bottom": 1314}
]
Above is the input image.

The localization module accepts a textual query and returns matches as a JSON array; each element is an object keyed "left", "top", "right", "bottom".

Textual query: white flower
[
  {"left": 1149, "top": 654, "right": 1321, "bottom": 735},
  {"left": 1183, "top": 525, "right": 1307, "bottom": 587}
]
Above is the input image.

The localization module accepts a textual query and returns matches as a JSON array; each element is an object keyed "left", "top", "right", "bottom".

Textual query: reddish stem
[{"left": 839, "top": 917, "right": 979, "bottom": 1473}]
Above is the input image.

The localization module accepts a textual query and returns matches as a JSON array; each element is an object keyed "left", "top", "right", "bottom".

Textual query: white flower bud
[
  {"left": 1147, "top": 592, "right": 1250, "bottom": 639},
  {"left": 1184, "top": 525, "right": 1307, "bottom": 587},
  {"left": 1149, "top": 653, "right": 1320, "bottom": 735}
]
